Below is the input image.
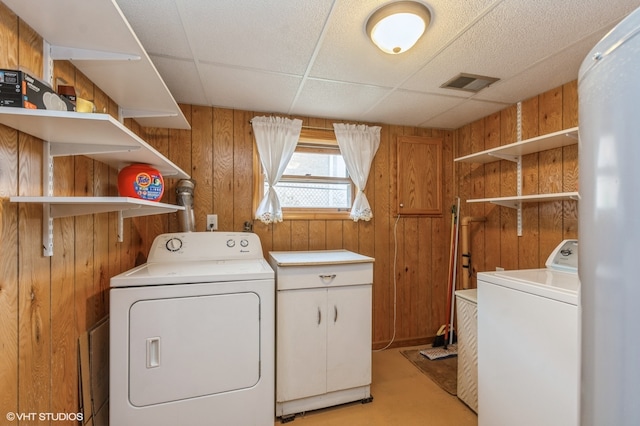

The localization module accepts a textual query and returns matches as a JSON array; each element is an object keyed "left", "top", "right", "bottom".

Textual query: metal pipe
[
  {"left": 461, "top": 216, "right": 486, "bottom": 289},
  {"left": 176, "top": 179, "right": 196, "bottom": 232}
]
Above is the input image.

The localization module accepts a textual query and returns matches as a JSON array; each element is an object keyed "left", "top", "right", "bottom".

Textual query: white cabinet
[
  {"left": 455, "top": 289, "right": 478, "bottom": 413},
  {"left": 269, "top": 250, "right": 374, "bottom": 421}
]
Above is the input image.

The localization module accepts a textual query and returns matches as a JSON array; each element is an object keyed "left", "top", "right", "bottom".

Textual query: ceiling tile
[
  {"left": 197, "top": 64, "right": 302, "bottom": 114},
  {"left": 116, "top": 0, "right": 191, "bottom": 58},
  {"left": 421, "top": 98, "right": 510, "bottom": 129},
  {"left": 291, "top": 78, "right": 391, "bottom": 122},
  {"left": 361, "top": 90, "right": 470, "bottom": 126},
  {"left": 474, "top": 30, "right": 611, "bottom": 104},
  {"left": 148, "top": 56, "right": 209, "bottom": 106},
  {"left": 178, "top": 0, "right": 335, "bottom": 75}
]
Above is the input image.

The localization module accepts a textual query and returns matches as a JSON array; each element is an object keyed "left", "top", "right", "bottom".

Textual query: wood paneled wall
[
  {"left": 173, "top": 111, "right": 456, "bottom": 350},
  {"left": 0, "top": 5, "right": 163, "bottom": 422},
  {"left": 1, "top": 1, "right": 579, "bottom": 421},
  {"left": 455, "top": 81, "right": 579, "bottom": 288}
]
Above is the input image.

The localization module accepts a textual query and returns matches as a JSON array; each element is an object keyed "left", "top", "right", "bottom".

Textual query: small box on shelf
[{"left": 0, "top": 69, "right": 75, "bottom": 111}]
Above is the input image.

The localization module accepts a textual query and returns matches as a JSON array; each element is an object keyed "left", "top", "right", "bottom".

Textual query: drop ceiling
[{"left": 115, "top": 0, "right": 640, "bottom": 130}]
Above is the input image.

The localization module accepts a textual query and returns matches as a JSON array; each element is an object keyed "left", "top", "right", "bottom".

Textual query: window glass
[
  {"left": 265, "top": 149, "right": 352, "bottom": 209},
  {"left": 254, "top": 128, "right": 353, "bottom": 219}
]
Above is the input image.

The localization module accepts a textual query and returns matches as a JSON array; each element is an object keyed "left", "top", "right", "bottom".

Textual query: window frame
[{"left": 252, "top": 127, "right": 354, "bottom": 220}]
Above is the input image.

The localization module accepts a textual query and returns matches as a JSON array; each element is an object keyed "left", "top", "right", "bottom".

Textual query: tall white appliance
[
  {"left": 110, "top": 232, "right": 274, "bottom": 426},
  {"left": 578, "top": 6, "right": 640, "bottom": 425}
]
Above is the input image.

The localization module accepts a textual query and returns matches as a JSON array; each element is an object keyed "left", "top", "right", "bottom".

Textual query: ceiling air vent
[{"left": 441, "top": 73, "right": 500, "bottom": 93}]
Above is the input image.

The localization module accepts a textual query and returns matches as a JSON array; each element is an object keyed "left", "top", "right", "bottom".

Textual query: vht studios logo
[{"left": 5, "top": 412, "right": 84, "bottom": 422}]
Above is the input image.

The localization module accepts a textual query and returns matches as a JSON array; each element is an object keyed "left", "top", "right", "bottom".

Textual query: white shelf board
[
  {"left": 10, "top": 196, "right": 185, "bottom": 218},
  {"left": 2, "top": 0, "right": 189, "bottom": 130},
  {"left": 0, "top": 108, "right": 189, "bottom": 178},
  {"left": 455, "top": 127, "right": 578, "bottom": 164},
  {"left": 466, "top": 192, "right": 580, "bottom": 208}
]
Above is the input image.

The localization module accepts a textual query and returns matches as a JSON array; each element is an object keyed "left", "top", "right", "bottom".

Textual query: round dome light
[{"left": 366, "top": 1, "right": 431, "bottom": 54}]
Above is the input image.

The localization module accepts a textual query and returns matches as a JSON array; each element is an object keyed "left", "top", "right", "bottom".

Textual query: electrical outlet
[{"left": 206, "top": 214, "right": 218, "bottom": 231}]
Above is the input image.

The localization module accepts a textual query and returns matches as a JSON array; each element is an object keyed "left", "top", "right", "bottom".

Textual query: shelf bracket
[
  {"left": 566, "top": 132, "right": 579, "bottom": 140},
  {"left": 488, "top": 152, "right": 519, "bottom": 162},
  {"left": 43, "top": 141, "right": 54, "bottom": 256},
  {"left": 491, "top": 199, "right": 520, "bottom": 209},
  {"left": 516, "top": 102, "right": 523, "bottom": 237},
  {"left": 119, "top": 107, "right": 179, "bottom": 119},
  {"left": 51, "top": 143, "right": 141, "bottom": 157},
  {"left": 117, "top": 211, "right": 124, "bottom": 243},
  {"left": 43, "top": 39, "right": 54, "bottom": 87},
  {"left": 50, "top": 45, "right": 141, "bottom": 61}
]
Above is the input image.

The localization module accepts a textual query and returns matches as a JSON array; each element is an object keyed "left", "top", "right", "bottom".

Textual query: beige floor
[{"left": 274, "top": 346, "right": 478, "bottom": 426}]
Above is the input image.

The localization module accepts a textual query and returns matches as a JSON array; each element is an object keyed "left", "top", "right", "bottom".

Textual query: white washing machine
[
  {"left": 477, "top": 240, "right": 580, "bottom": 426},
  {"left": 109, "top": 232, "right": 274, "bottom": 426}
]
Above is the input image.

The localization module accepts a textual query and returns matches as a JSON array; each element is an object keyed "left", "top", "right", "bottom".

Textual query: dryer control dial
[
  {"left": 240, "top": 239, "right": 249, "bottom": 247},
  {"left": 165, "top": 237, "right": 183, "bottom": 252},
  {"left": 226, "top": 239, "right": 236, "bottom": 248}
]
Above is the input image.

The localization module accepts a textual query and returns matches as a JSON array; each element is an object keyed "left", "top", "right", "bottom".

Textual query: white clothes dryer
[
  {"left": 110, "top": 232, "right": 274, "bottom": 426},
  {"left": 477, "top": 240, "right": 580, "bottom": 426}
]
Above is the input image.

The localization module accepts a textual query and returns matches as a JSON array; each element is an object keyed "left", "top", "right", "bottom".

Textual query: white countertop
[
  {"left": 455, "top": 288, "right": 477, "bottom": 304},
  {"left": 269, "top": 249, "right": 374, "bottom": 266}
]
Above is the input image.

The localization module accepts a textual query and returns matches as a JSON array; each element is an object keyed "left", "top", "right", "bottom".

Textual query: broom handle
[
  {"left": 443, "top": 201, "right": 457, "bottom": 348},
  {"left": 448, "top": 197, "right": 461, "bottom": 346}
]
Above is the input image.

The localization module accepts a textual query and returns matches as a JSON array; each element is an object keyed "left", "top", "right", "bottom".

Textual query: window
[{"left": 253, "top": 128, "right": 353, "bottom": 219}]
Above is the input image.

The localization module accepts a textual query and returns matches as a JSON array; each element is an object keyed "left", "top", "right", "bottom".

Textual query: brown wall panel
[
  {"left": 456, "top": 82, "right": 579, "bottom": 283},
  {"left": 0, "top": 3, "right": 19, "bottom": 420}
]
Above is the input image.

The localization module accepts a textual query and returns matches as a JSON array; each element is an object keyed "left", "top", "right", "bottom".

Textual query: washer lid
[
  {"left": 478, "top": 269, "right": 580, "bottom": 305},
  {"left": 110, "top": 258, "right": 274, "bottom": 287}
]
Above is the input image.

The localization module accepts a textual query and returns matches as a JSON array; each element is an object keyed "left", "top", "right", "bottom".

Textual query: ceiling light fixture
[{"left": 366, "top": 1, "right": 431, "bottom": 54}]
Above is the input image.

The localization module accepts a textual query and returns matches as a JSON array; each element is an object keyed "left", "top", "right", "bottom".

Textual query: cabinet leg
[
  {"left": 361, "top": 395, "right": 374, "bottom": 404},
  {"left": 280, "top": 414, "right": 296, "bottom": 423}
]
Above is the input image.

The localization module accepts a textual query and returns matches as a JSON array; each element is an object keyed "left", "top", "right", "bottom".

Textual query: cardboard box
[{"left": 0, "top": 69, "right": 75, "bottom": 111}]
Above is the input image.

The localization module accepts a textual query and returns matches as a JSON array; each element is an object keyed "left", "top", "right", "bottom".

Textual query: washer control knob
[
  {"left": 240, "top": 239, "right": 249, "bottom": 247},
  {"left": 165, "top": 238, "right": 183, "bottom": 252},
  {"left": 226, "top": 239, "right": 236, "bottom": 248}
]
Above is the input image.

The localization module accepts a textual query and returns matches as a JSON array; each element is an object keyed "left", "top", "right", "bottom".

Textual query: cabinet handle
[
  {"left": 334, "top": 305, "right": 338, "bottom": 323},
  {"left": 319, "top": 274, "right": 336, "bottom": 281},
  {"left": 317, "top": 307, "right": 321, "bottom": 325}
]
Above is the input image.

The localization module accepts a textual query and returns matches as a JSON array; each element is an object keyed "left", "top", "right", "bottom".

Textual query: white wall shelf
[
  {"left": 456, "top": 123, "right": 580, "bottom": 236},
  {"left": 0, "top": 108, "right": 189, "bottom": 178},
  {"left": 2, "top": 0, "right": 190, "bottom": 130},
  {"left": 3, "top": 0, "right": 191, "bottom": 256},
  {"left": 2, "top": 108, "right": 190, "bottom": 256},
  {"left": 9, "top": 197, "right": 184, "bottom": 219},
  {"left": 467, "top": 192, "right": 580, "bottom": 209},
  {"left": 454, "top": 127, "right": 578, "bottom": 164},
  {"left": 9, "top": 196, "right": 185, "bottom": 257}
]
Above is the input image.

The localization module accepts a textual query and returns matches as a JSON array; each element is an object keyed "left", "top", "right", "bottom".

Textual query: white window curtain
[
  {"left": 252, "top": 116, "right": 302, "bottom": 224},
  {"left": 333, "top": 123, "right": 381, "bottom": 221}
]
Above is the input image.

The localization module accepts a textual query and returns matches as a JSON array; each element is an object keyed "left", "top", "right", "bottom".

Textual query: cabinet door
[
  {"left": 396, "top": 135, "right": 443, "bottom": 215},
  {"left": 277, "top": 288, "right": 327, "bottom": 402},
  {"left": 326, "top": 284, "right": 372, "bottom": 392}
]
